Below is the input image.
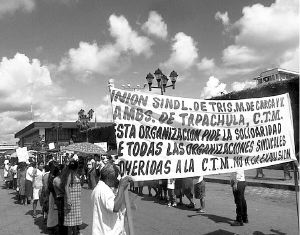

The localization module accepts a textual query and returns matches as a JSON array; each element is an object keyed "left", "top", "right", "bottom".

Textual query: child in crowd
[
  {"left": 194, "top": 176, "right": 206, "bottom": 213},
  {"left": 167, "top": 178, "right": 176, "bottom": 207}
]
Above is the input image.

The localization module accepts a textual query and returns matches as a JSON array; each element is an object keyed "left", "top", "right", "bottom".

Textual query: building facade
[
  {"left": 15, "top": 122, "right": 113, "bottom": 150},
  {"left": 253, "top": 68, "right": 299, "bottom": 85},
  {"left": 0, "top": 144, "right": 18, "bottom": 155}
]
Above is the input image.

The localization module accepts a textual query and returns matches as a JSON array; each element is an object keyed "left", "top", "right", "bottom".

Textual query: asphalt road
[{"left": 0, "top": 180, "right": 298, "bottom": 235}]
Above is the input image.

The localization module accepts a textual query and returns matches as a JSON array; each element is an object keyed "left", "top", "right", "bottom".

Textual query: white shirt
[
  {"left": 26, "top": 166, "right": 34, "bottom": 181},
  {"left": 230, "top": 170, "right": 245, "bottom": 182},
  {"left": 3, "top": 164, "right": 10, "bottom": 177},
  {"left": 11, "top": 165, "right": 18, "bottom": 178},
  {"left": 195, "top": 176, "right": 204, "bottom": 184},
  {"left": 91, "top": 181, "right": 126, "bottom": 235},
  {"left": 33, "top": 168, "right": 44, "bottom": 188},
  {"left": 167, "top": 179, "right": 175, "bottom": 189}
]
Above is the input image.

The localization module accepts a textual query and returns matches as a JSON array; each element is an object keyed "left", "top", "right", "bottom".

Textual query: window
[{"left": 263, "top": 76, "right": 270, "bottom": 82}]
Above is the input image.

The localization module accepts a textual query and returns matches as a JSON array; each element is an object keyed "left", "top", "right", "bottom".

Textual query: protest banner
[
  {"left": 16, "top": 147, "right": 29, "bottom": 163},
  {"left": 110, "top": 88, "right": 297, "bottom": 181}
]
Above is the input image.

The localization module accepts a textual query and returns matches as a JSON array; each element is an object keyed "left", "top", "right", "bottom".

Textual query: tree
[{"left": 76, "top": 109, "right": 94, "bottom": 141}]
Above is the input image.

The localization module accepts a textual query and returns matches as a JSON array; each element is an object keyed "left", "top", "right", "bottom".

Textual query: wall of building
[{"left": 21, "top": 130, "right": 40, "bottom": 147}]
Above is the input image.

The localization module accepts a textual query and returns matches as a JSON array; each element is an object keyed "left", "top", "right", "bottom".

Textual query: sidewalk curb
[{"left": 205, "top": 177, "right": 296, "bottom": 191}]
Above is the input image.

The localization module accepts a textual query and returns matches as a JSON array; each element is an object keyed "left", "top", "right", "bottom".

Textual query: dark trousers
[
  {"left": 55, "top": 197, "right": 66, "bottom": 235},
  {"left": 12, "top": 178, "right": 17, "bottom": 190},
  {"left": 233, "top": 181, "right": 248, "bottom": 222},
  {"left": 167, "top": 189, "right": 175, "bottom": 203}
]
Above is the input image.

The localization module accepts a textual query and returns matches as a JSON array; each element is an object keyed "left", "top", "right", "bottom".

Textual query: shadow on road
[
  {"left": 187, "top": 213, "right": 233, "bottom": 225},
  {"left": 253, "top": 229, "right": 287, "bottom": 235},
  {"left": 79, "top": 222, "right": 89, "bottom": 230},
  {"left": 9, "top": 191, "right": 20, "bottom": 204},
  {"left": 140, "top": 194, "right": 205, "bottom": 211},
  {"left": 248, "top": 176, "right": 286, "bottom": 181},
  {"left": 34, "top": 216, "right": 48, "bottom": 234},
  {"left": 202, "top": 229, "right": 236, "bottom": 235},
  {"left": 25, "top": 209, "right": 42, "bottom": 217}
]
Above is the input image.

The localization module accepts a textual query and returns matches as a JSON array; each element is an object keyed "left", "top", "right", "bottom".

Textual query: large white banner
[{"left": 110, "top": 88, "right": 296, "bottom": 181}]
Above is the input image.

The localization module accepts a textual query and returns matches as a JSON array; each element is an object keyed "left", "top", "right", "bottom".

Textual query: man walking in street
[
  {"left": 230, "top": 169, "right": 248, "bottom": 226},
  {"left": 91, "top": 163, "right": 132, "bottom": 235}
]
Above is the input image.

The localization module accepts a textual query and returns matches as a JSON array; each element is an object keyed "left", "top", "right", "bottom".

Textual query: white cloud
[
  {"left": 0, "top": 53, "right": 90, "bottom": 144},
  {"left": 60, "top": 14, "right": 153, "bottom": 79},
  {"left": 0, "top": 0, "right": 35, "bottom": 17},
  {"left": 235, "top": 0, "right": 299, "bottom": 49},
  {"left": 197, "top": 57, "right": 216, "bottom": 72},
  {"left": 0, "top": 53, "right": 52, "bottom": 111},
  {"left": 219, "top": 0, "right": 299, "bottom": 74},
  {"left": 222, "top": 45, "right": 263, "bottom": 66},
  {"left": 231, "top": 80, "right": 256, "bottom": 92},
  {"left": 142, "top": 11, "right": 168, "bottom": 40},
  {"left": 215, "top": 11, "right": 229, "bottom": 25},
  {"left": 109, "top": 14, "right": 153, "bottom": 56},
  {"left": 62, "top": 42, "right": 122, "bottom": 75},
  {"left": 0, "top": 115, "right": 24, "bottom": 144},
  {"left": 163, "top": 32, "right": 198, "bottom": 70},
  {"left": 280, "top": 48, "right": 299, "bottom": 71},
  {"left": 200, "top": 76, "right": 227, "bottom": 99},
  {"left": 94, "top": 95, "right": 113, "bottom": 122}
]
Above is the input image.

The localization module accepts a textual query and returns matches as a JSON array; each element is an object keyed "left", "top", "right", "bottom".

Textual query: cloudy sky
[{"left": 0, "top": 0, "right": 299, "bottom": 144}]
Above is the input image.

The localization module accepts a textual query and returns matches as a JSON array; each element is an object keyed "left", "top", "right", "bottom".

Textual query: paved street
[{"left": 0, "top": 176, "right": 298, "bottom": 235}]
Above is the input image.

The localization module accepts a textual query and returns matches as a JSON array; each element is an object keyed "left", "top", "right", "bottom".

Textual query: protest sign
[
  {"left": 110, "top": 88, "right": 296, "bottom": 181},
  {"left": 49, "top": 142, "right": 55, "bottom": 150},
  {"left": 16, "top": 147, "right": 29, "bottom": 163},
  {"left": 94, "top": 142, "right": 108, "bottom": 152}
]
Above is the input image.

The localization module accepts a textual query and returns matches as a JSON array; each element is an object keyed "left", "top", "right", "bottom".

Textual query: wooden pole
[
  {"left": 108, "top": 79, "right": 135, "bottom": 235},
  {"left": 124, "top": 188, "right": 135, "bottom": 235},
  {"left": 293, "top": 160, "right": 300, "bottom": 233}
]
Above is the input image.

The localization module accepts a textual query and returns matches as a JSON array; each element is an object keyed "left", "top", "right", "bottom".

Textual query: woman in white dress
[{"left": 32, "top": 162, "right": 44, "bottom": 218}]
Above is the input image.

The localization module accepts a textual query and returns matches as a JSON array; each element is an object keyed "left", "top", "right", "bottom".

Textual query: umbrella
[
  {"left": 63, "top": 142, "right": 106, "bottom": 155},
  {"left": 10, "top": 152, "right": 35, "bottom": 160}
]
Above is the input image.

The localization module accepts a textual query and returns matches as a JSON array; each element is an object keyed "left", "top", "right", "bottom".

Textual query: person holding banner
[
  {"left": 230, "top": 170, "right": 248, "bottom": 226},
  {"left": 91, "top": 163, "right": 132, "bottom": 235},
  {"left": 194, "top": 176, "right": 206, "bottom": 213}
]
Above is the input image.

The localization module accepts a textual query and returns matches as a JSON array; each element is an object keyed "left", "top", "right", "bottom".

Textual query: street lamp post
[
  {"left": 145, "top": 68, "right": 178, "bottom": 95},
  {"left": 52, "top": 123, "right": 62, "bottom": 149}
]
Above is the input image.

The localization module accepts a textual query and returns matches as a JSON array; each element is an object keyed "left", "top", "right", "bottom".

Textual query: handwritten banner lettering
[{"left": 110, "top": 88, "right": 296, "bottom": 180}]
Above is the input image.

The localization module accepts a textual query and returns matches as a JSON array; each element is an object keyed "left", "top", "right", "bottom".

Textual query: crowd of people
[
  {"left": 2, "top": 152, "right": 251, "bottom": 234},
  {"left": 2, "top": 153, "right": 210, "bottom": 234},
  {"left": 2, "top": 153, "right": 115, "bottom": 235}
]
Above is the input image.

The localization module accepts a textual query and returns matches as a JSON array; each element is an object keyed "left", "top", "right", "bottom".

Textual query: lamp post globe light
[{"left": 146, "top": 68, "right": 178, "bottom": 95}]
